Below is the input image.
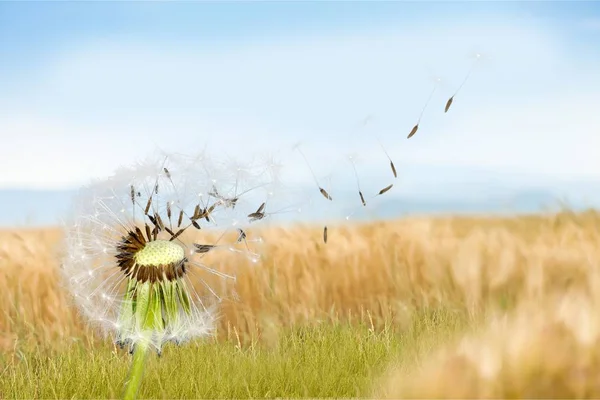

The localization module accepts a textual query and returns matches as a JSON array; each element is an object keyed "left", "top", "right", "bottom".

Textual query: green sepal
[
  {"left": 159, "top": 280, "right": 180, "bottom": 328},
  {"left": 147, "top": 283, "right": 164, "bottom": 331},
  {"left": 176, "top": 279, "right": 192, "bottom": 315},
  {"left": 117, "top": 278, "right": 137, "bottom": 340},
  {"left": 135, "top": 282, "right": 151, "bottom": 331}
]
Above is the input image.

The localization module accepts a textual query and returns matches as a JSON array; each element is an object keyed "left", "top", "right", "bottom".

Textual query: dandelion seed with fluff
[{"left": 61, "top": 150, "right": 284, "bottom": 399}]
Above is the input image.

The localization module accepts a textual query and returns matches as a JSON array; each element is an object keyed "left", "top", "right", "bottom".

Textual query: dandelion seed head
[{"left": 61, "top": 148, "right": 287, "bottom": 352}]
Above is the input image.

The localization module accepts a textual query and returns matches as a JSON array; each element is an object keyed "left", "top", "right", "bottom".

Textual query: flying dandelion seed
[
  {"left": 293, "top": 143, "right": 333, "bottom": 201},
  {"left": 61, "top": 151, "right": 282, "bottom": 356},
  {"left": 445, "top": 52, "right": 483, "bottom": 113},
  {"left": 407, "top": 79, "right": 440, "bottom": 139},
  {"left": 359, "top": 115, "right": 397, "bottom": 179},
  {"left": 348, "top": 154, "right": 366, "bottom": 207}
]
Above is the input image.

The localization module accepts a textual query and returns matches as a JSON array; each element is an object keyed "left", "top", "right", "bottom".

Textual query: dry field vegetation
[{"left": 2, "top": 210, "right": 600, "bottom": 398}]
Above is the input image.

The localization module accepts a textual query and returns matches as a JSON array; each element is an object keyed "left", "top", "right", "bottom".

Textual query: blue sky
[
  {"left": 1, "top": 2, "right": 598, "bottom": 80},
  {"left": 1, "top": 1, "right": 600, "bottom": 225}
]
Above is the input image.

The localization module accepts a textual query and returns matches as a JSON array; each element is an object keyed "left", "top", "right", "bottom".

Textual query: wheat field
[{"left": 2, "top": 210, "right": 600, "bottom": 398}]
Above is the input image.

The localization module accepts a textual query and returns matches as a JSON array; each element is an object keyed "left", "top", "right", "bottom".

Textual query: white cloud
[{"left": 1, "top": 16, "right": 599, "bottom": 193}]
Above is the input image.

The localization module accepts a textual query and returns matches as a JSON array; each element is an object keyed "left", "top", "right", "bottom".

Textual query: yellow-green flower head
[{"left": 61, "top": 150, "right": 290, "bottom": 353}]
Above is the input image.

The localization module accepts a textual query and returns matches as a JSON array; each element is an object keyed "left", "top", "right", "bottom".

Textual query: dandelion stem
[
  {"left": 123, "top": 340, "right": 150, "bottom": 400},
  {"left": 121, "top": 280, "right": 164, "bottom": 400}
]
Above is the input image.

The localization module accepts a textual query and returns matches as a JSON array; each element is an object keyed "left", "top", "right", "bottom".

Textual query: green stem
[
  {"left": 122, "top": 341, "right": 150, "bottom": 400},
  {"left": 120, "top": 281, "right": 170, "bottom": 399}
]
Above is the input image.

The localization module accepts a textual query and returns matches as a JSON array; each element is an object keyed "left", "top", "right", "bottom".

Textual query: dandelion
[{"left": 60, "top": 149, "right": 283, "bottom": 399}]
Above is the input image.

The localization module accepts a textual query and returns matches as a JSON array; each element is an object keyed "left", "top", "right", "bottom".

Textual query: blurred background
[{"left": 1, "top": 1, "right": 600, "bottom": 226}]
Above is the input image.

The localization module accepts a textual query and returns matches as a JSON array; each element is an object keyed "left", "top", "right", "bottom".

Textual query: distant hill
[
  {"left": 367, "top": 189, "right": 577, "bottom": 220},
  {"left": 0, "top": 189, "right": 76, "bottom": 226}
]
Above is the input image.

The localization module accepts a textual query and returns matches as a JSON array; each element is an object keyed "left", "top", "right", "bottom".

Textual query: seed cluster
[{"left": 62, "top": 151, "right": 283, "bottom": 353}]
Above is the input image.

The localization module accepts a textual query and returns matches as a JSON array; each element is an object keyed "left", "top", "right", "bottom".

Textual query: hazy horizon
[{"left": 4, "top": 162, "right": 600, "bottom": 227}]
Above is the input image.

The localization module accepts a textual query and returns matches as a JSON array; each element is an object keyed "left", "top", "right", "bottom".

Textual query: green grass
[{"left": 0, "top": 306, "right": 471, "bottom": 399}]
